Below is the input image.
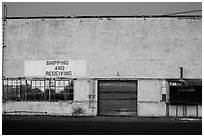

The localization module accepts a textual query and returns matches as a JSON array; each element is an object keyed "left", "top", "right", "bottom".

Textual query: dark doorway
[{"left": 98, "top": 80, "right": 137, "bottom": 116}]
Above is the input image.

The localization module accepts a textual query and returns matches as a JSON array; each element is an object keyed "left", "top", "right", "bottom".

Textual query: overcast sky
[{"left": 2, "top": 2, "right": 202, "bottom": 17}]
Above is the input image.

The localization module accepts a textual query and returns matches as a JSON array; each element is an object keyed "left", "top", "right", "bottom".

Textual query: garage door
[{"left": 99, "top": 81, "right": 137, "bottom": 116}]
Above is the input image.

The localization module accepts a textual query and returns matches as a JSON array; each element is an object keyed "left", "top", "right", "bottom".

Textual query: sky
[{"left": 2, "top": 2, "right": 202, "bottom": 17}]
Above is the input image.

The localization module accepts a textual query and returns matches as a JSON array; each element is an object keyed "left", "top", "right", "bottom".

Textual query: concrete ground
[{"left": 2, "top": 115, "right": 202, "bottom": 135}]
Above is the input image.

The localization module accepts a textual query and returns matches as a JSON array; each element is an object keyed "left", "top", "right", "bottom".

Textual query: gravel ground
[{"left": 2, "top": 115, "right": 202, "bottom": 122}]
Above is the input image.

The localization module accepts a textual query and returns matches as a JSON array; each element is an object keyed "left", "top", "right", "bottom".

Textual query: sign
[{"left": 25, "top": 60, "right": 87, "bottom": 77}]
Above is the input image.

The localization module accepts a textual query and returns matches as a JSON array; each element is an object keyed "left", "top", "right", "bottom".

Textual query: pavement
[{"left": 2, "top": 115, "right": 202, "bottom": 135}]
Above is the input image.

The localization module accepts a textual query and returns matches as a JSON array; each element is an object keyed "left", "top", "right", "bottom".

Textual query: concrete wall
[
  {"left": 74, "top": 79, "right": 97, "bottom": 115},
  {"left": 4, "top": 17, "right": 202, "bottom": 79},
  {"left": 137, "top": 80, "right": 166, "bottom": 116},
  {"left": 2, "top": 101, "right": 95, "bottom": 116},
  {"left": 3, "top": 17, "right": 202, "bottom": 117}
]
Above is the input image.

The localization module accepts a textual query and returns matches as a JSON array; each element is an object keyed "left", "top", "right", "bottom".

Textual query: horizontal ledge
[{"left": 4, "top": 15, "right": 202, "bottom": 19}]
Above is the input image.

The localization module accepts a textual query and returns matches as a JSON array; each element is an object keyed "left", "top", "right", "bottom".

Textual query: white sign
[{"left": 25, "top": 60, "right": 87, "bottom": 78}]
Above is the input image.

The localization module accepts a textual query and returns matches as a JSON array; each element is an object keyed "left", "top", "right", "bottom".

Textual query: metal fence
[{"left": 2, "top": 78, "right": 74, "bottom": 101}]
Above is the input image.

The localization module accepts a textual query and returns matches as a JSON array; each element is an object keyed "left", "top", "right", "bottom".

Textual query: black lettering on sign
[
  {"left": 45, "top": 71, "right": 51, "bottom": 76},
  {"left": 45, "top": 71, "right": 72, "bottom": 76},
  {"left": 46, "top": 60, "right": 69, "bottom": 65},
  {"left": 55, "top": 66, "right": 65, "bottom": 70}
]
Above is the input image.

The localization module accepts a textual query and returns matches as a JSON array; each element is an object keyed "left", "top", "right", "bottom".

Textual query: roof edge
[{"left": 4, "top": 15, "right": 202, "bottom": 19}]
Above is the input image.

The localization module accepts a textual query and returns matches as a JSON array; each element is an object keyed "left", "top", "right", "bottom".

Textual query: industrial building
[{"left": 2, "top": 15, "right": 202, "bottom": 117}]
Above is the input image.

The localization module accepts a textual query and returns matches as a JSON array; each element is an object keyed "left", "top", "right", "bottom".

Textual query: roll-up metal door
[{"left": 99, "top": 81, "right": 137, "bottom": 116}]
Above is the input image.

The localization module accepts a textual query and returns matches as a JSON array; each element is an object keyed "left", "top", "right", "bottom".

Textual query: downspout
[{"left": 180, "top": 67, "right": 183, "bottom": 79}]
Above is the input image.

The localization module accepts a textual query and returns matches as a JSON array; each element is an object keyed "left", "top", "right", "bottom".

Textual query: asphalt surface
[{"left": 2, "top": 115, "right": 202, "bottom": 135}]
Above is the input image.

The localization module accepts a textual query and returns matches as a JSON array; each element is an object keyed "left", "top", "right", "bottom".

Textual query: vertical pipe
[
  {"left": 3, "top": 5, "right": 7, "bottom": 19},
  {"left": 180, "top": 67, "right": 183, "bottom": 79}
]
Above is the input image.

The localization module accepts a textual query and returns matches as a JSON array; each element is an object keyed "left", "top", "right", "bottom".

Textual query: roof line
[
  {"left": 161, "top": 9, "right": 202, "bottom": 16},
  {"left": 4, "top": 15, "right": 202, "bottom": 19}
]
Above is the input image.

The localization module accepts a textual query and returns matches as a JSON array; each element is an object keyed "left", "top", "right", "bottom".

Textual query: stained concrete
[
  {"left": 4, "top": 17, "right": 202, "bottom": 78},
  {"left": 3, "top": 17, "right": 202, "bottom": 117},
  {"left": 3, "top": 101, "right": 97, "bottom": 116}
]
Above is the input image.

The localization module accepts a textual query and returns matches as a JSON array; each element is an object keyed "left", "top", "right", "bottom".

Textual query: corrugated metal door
[{"left": 99, "top": 81, "right": 137, "bottom": 116}]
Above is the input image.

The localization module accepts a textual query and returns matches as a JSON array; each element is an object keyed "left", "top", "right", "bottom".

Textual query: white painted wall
[
  {"left": 4, "top": 18, "right": 201, "bottom": 79},
  {"left": 138, "top": 80, "right": 161, "bottom": 102},
  {"left": 3, "top": 17, "right": 202, "bottom": 117},
  {"left": 74, "top": 79, "right": 90, "bottom": 101},
  {"left": 137, "top": 80, "right": 166, "bottom": 116}
]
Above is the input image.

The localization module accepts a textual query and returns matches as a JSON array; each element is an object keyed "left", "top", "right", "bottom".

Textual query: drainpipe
[{"left": 180, "top": 67, "right": 183, "bottom": 79}]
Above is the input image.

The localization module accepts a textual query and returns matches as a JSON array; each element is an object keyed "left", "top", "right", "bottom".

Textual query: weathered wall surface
[
  {"left": 4, "top": 17, "right": 202, "bottom": 79},
  {"left": 137, "top": 80, "right": 166, "bottom": 116},
  {"left": 2, "top": 101, "right": 97, "bottom": 116},
  {"left": 3, "top": 17, "right": 202, "bottom": 117}
]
